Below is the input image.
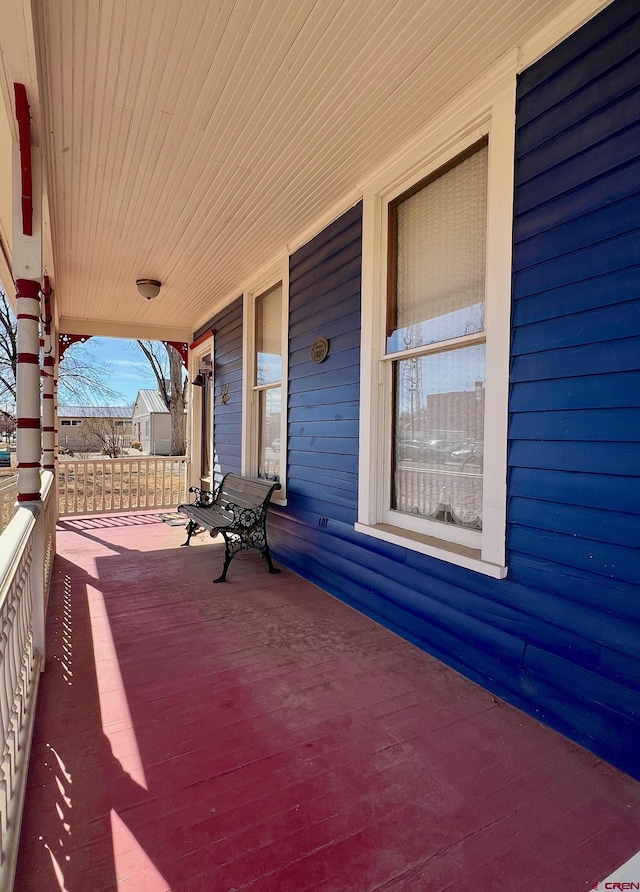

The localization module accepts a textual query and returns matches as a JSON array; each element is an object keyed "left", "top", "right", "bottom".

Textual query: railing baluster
[
  {"left": 56, "top": 455, "right": 187, "bottom": 517},
  {"left": 0, "top": 474, "right": 51, "bottom": 886}
]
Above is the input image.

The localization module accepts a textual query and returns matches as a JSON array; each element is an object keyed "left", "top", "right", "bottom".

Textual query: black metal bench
[{"left": 177, "top": 473, "right": 281, "bottom": 582}]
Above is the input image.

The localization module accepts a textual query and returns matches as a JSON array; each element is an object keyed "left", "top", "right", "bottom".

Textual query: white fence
[
  {"left": 0, "top": 472, "right": 55, "bottom": 890},
  {"left": 0, "top": 480, "right": 18, "bottom": 537},
  {"left": 58, "top": 456, "right": 188, "bottom": 517}
]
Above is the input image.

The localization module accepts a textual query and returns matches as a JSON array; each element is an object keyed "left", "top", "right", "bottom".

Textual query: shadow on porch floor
[{"left": 16, "top": 512, "right": 640, "bottom": 891}]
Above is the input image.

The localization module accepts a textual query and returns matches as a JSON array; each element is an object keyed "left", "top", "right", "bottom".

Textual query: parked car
[{"left": 0, "top": 450, "right": 11, "bottom": 468}]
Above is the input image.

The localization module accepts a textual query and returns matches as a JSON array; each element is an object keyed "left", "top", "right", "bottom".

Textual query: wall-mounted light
[
  {"left": 136, "top": 278, "right": 162, "bottom": 300},
  {"left": 192, "top": 358, "right": 213, "bottom": 387}
]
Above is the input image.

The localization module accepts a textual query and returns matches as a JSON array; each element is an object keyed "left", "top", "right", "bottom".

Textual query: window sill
[{"left": 354, "top": 521, "right": 507, "bottom": 579}]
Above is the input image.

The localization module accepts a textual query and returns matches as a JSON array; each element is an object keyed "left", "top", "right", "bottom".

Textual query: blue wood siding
[
  {"left": 284, "top": 203, "right": 362, "bottom": 525},
  {"left": 265, "top": 0, "right": 640, "bottom": 780},
  {"left": 196, "top": 297, "right": 243, "bottom": 481}
]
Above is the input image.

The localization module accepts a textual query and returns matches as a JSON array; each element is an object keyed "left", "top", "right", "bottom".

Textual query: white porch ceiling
[{"left": 2, "top": 0, "right": 599, "bottom": 340}]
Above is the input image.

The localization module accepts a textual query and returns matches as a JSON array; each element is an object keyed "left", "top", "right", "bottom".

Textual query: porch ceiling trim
[{"left": 58, "top": 316, "right": 191, "bottom": 344}]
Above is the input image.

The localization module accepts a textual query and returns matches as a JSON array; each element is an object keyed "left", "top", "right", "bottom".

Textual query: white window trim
[
  {"left": 188, "top": 333, "right": 214, "bottom": 491},
  {"left": 242, "top": 254, "right": 289, "bottom": 503},
  {"left": 357, "top": 75, "right": 515, "bottom": 580}
]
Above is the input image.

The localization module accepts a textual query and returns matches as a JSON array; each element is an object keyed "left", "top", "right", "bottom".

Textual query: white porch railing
[
  {"left": 58, "top": 455, "right": 188, "bottom": 517},
  {"left": 0, "top": 471, "right": 55, "bottom": 891},
  {"left": 0, "top": 480, "right": 18, "bottom": 537}
]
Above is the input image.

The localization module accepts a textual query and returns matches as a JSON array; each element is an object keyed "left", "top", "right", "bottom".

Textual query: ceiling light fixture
[{"left": 136, "top": 278, "right": 161, "bottom": 300}]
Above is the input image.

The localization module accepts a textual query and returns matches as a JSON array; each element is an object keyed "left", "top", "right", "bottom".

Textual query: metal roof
[
  {"left": 57, "top": 406, "right": 133, "bottom": 419},
  {"left": 133, "top": 390, "right": 170, "bottom": 414}
]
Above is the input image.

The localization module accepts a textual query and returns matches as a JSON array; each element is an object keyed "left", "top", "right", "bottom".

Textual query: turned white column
[
  {"left": 15, "top": 278, "right": 42, "bottom": 501},
  {"left": 41, "top": 279, "right": 55, "bottom": 473},
  {"left": 12, "top": 87, "right": 43, "bottom": 504}
]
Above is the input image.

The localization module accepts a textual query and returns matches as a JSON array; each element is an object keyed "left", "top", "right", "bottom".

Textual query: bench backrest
[{"left": 215, "top": 473, "right": 281, "bottom": 513}]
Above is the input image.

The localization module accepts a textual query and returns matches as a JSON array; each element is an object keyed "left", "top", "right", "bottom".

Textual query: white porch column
[
  {"left": 41, "top": 278, "right": 55, "bottom": 474},
  {"left": 15, "top": 277, "right": 42, "bottom": 502},
  {"left": 12, "top": 85, "right": 43, "bottom": 504}
]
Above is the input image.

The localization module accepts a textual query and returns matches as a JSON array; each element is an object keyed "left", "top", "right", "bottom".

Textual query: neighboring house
[
  {"left": 58, "top": 406, "right": 133, "bottom": 453},
  {"left": 131, "top": 389, "right": 172, "bottom": 455},
  {"left": 191, "top": 0, "right": 640, "bottom": 780}
]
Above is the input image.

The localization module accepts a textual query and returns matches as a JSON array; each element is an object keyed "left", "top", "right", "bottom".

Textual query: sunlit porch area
[
  {"left": 3, "top": 0, "right": 640, "bottom": 888},
  {"left": 14, "top": 514, "right": 640, "bottom": 891}
]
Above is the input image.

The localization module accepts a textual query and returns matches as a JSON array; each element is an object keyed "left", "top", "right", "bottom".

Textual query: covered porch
[{"left": 16, "top": 513, "right": 640, "bottom": 891}]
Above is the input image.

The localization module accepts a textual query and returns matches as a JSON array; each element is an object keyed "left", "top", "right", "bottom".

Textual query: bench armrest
[{"left": 188, "top": 485, "right": 215, "bottom": 507}]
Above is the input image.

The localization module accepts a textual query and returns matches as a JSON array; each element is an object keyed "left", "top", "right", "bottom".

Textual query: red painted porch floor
[{"left": 16, "top": 513, "right": 640, "bottom": 892}]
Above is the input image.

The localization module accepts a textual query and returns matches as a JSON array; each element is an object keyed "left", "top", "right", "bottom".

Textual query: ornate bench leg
[
  {"left": 264, "top": 546, "right": 281, "bottom": 575},
  {"left": 213, "top": 533, "right": 235, "bottom": 583},
  {"left": 181, "top": 520, "right": 197, "bottom": 546}
]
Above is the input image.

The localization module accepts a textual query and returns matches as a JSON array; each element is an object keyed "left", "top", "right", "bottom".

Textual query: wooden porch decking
[{"left": 15, "top": 513, "right": 640, "bottom": 892}]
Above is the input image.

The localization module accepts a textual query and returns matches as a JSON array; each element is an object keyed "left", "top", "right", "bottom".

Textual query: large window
[
  {"left": 242, "top": 259, "right": 288, "bottom": 499},
  {"left": 254, "top": 282, "right": 282, "bottom": 482},
  {"left": 358, "top": 85, "right": 514, "bottom": 577},
  {"left": 387, "top": 141, "right": 487, "bottom": 547}
]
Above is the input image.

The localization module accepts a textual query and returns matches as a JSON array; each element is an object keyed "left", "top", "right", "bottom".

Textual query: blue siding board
[
  {"left": 600, "top": 648, "right": 640, "bottom": 695},
  {"left": 289, "top": 401, "right": 360, "bottom": 422},
  {"left": 510, "top": 467, "right": 640, "bottom": 514},
  {"left": 513, "top": 229, "right": 640, "bottom": 296},
  {"left": 507, "top": 553, "right": 640, "bottom": 625},
  {"left": 211, "top": 296, "right": 243, "bottom": 477},
  {"left": 288, "top": 258, "right": 361, "bottom": 308},
  {"left": 509, "top": 407, "right": 640, "bottom": 441},
  {"left": 288, "top": 385, "right": 360, "bottom": 410},
  {"left": 523, "top": 645, "right": 640, "bottom": 722},
  {"left": 286, "top": 464, "right": 358, "bottom": 488},
  {"left": 509, "top": 497, "right": 640, "bottom": 548},
  {"left": 508, "top": 526, "right": 640, "bottom": 586},
  {"left": 517, "top": 0, "right": 640, "bottom": 99},
  {"left": 514, "top": 157, "right": 640, "bottom": 243},
  {"left": 517, "top": 80, "right": 640, "bottom": 184},
  {"left": 511, "top": 300, "right": 640, "bottom": 352},
  {"left": 289, "top": 418, "right": 360, "bottom": 439},
  {"left": 517, "top": 47, "right": 640, "bottom": 154},
  {"left": 290, "top": 344, "right": 361, "bottom": 378},
  {"left": 510, "top": 371, "right": 640, "bottom": 411},
  {"left": 287, "top": 449, "right": 358, "bottom": 474},
  {"left": 289, "top": 202, "right": 362, "bottom": 268},
  {"left": 508, "top": 440, "right": 638, "bottom": 476},
  {"left": 512, "top": 265, "right": 640, "bottom": 325},
  {"left": 286, "top": 494, "right": 356, "bottom": 526},
  {"left": 289, "top": 325, "right": 361, "bottom": 360},
  {"left": 289, "top": 278, "right": 361, "bottom": 328},
  {"left": 514, "top": 123, "right": 640, "bottom": 215},
  {"left": 289, "top": 240, "right": 362, "bottom": 298},
  {"left": 288, "top": 364, "right": 360, "bottom": 394},
  {"left": 288, "top": 435, "right": 359, "bottom": 455},
  {"left": 513, "top": 192, "right": 640, "bottom": 269},
  {"left": 510, "top": 337, "right": 640, "bottom": 381},
  {"left": 289, "top": 220, "right": 362, "bottom": 285}
]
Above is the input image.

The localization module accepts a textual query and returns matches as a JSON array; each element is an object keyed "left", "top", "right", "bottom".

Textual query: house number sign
[{"left": 311, "top": 338, "right": 329, "bottom": 363}]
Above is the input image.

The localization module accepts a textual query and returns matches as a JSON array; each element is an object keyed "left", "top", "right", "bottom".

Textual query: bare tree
[
  {"left": 58, "top": 341, "right": 124, "bottom": 405},
  {"left": 136, "top": 341, "right": 187, "bottom": 455},
  {"left": 1, "top": 287, "right": 123, "bottom": 406},
  {"left": 77, "top": 415, "right": 128, "bottom": 458},
  {"left": 0, "top": 289, "right": 17, "bottom": 404}
]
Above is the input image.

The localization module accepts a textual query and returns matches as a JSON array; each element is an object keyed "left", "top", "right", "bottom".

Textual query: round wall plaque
[{"left": 310, "top": 337, "right": 329, "bottom": 363}]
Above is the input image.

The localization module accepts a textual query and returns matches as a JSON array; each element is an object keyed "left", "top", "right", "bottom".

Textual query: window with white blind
[
  {"left": 242, "top": 259, "right": 288, "bottom": 500},
  {"left": 254, "top": 282, "right": 282, "bottom": 483},
  {"left": 387, "top": 140, "right": 487, "bottom": 548},
  {"left": 357, "top": 87, "right": 515, "bottom": 577}
]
